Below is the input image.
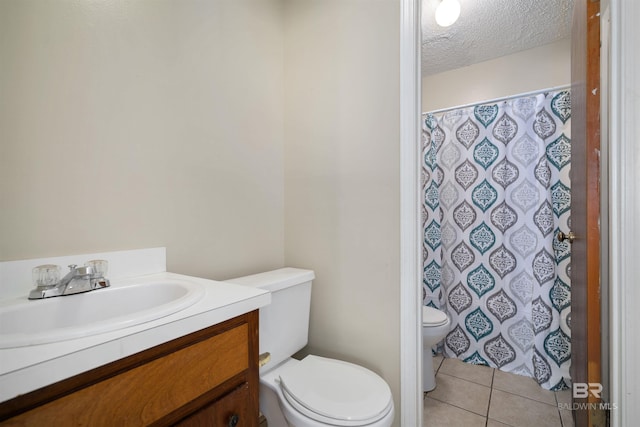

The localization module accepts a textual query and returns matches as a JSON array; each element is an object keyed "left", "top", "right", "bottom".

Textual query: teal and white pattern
[{"left": 422, "top": 89, "right": 572, "bottom": 390}]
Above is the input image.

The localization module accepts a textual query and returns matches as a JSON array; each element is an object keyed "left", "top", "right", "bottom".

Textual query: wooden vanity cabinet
[{"left": 0, "top": 311, "right": 259, "bottom": 427}]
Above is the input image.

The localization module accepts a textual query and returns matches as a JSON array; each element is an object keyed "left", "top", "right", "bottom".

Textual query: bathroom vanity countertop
[{"left": 0, "top": 272, "right": 270, "bottom": 403}]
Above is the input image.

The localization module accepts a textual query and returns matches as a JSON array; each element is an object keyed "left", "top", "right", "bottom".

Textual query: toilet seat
[
  {"left": 278, "top": 355, "right": 393, "bottom": 426},
  {"left": 422, "top": 306, "right": 448, "bottom": 326}
]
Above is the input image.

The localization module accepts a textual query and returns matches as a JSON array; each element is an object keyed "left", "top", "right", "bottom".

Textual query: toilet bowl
[
  {"left": 226, "top": 268, "right": 394, "bottom": 427},
  {"left": 260, "top": 356, "right": 394, "bottom": 427},
  {"left": 422, "top": 305, "right": 451, "bottom": 392}
]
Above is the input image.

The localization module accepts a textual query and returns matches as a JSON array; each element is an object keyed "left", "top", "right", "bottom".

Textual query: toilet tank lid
[{"left": 224, "top": 267, "right": 315, "bottom": 292}]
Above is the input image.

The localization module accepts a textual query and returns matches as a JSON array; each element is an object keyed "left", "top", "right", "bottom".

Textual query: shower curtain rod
[{"left": 424, "top": 84, "right": 571, "bottom": 115}]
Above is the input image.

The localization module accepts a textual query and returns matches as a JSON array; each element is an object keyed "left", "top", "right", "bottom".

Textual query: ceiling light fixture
[{"left": 435, "top": 0, "right": 461, "bottom": 27}]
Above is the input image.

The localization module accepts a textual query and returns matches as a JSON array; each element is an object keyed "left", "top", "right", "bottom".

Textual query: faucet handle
[
  {"left": 85, "top": 260, "right": 110, "bottom": 289},
  {"left": 68, "top": 264, "right": 77, "bottom": 271},
  {"left": 85, "top": 260, "right": 108, "bottom": 277},
  {"left": 32, "top": 264, "right": 61, "bottom": 288}
]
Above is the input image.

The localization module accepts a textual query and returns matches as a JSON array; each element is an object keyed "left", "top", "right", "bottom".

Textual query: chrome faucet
[{"left": 28, "top": 264, "right": 110, "bottom": 300}]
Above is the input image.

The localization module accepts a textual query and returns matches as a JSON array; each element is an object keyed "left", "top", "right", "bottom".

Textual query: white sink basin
[{"left": 0, "top": 279, "right": 205, "bottom": 349}]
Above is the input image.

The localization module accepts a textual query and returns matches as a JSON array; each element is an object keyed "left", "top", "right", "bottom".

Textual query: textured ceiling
[{"left": 422, "top": 0, "right": 574, "bottom": 75}]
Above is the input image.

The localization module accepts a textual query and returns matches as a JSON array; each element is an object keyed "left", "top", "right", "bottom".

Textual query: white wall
[
  {"left": 1, "top": 1, "right": 404, "bottom": 423},
  {"left": 422, "top": 38, "right": 571, "bottom": 112},
  {"left": 0, "top": 0, "right": 285, "bottom": 280},
  {"left": 283, "top": 1, "right": 401, "bottom": 424}
]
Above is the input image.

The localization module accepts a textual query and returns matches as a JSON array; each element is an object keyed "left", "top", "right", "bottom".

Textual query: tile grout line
[
  {"left": 492, "top": 388, "right": 561, "bottom": 409},
  {"left": 435, "top": 372, "right": 493, "bottom": 393},
  {"left": 555, "top": 390, "right": 563, "bottom": 427},
  {"left": 485, "top": 368, "right": 495, "bottom": 427},
  {"left": 429, "top": 359, "right": 564, "bottom": 427},
  {"left": 492, "top": 370, "right": 561, "bottom": 408},
  {"left": 430, "top": 361, "right": 492, "bottom": 420},
  {"left": 556, "top": 389, "right": 570, "bottom": 427},
  {"left": 487, "top": 368, "right": 521, "bottom": 427},
  {"left": 427, "top": 394, "right": 490, "bottom": 419}
]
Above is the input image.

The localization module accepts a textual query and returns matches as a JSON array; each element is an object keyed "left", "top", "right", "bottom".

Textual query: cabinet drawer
[
  {"left": 176, "top": 382, "right": 251, "bottom": 427},
  {"left": 4, "top": 324, "right": 249, "bottom": 426}
]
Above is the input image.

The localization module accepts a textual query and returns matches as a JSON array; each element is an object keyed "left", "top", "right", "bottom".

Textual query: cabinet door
[
  {"left": 1, "top": 312, "right": 260, "bottom": 427},
  {"left": 176, "top": 382, "right": 255, "bottom": 427}
]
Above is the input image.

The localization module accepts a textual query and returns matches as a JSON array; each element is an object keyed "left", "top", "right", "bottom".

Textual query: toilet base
[
  {"left": 423, "top": 350, "right": 437, "bottom": 392},
  {"left": 260, "top": 379, "right": 290, "bottom": 427},
  {"left": 260, "top": 360, "right": 294, "bottom": 427},
  {"left": 421, "top": 309, "right": 451, "bottom": 393}
]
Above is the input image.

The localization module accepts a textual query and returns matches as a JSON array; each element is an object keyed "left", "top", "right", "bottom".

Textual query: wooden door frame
[
  {"left": 571, "top": 0, "right": 603, "bottom": 425},
  {"left": 573, "top": 1, "right": 640, "bottom": 425}
]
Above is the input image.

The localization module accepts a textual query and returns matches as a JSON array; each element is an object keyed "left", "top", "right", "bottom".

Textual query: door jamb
[
  {"left": 399, "top": 0, "right": 422, "bottom": 425},
  {"left": 608, "top": 0, "right": 640, "bottom": 425}
]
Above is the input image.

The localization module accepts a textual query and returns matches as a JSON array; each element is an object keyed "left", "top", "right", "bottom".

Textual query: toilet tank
[{"left": 225, "top": 268, "right": 314, "bottom": 369}]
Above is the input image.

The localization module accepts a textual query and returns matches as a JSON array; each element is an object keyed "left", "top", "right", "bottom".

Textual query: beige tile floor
[{"left": 424, "top": 355, "right": 574, "bottom": 427}]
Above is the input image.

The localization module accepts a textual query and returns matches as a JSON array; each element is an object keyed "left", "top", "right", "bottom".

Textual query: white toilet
[
  {"left": 226, "top": 268, "right": 394, "bottom": 427},
  {"left": 422, "top": 305, "right": 451, "bottom": 392}
]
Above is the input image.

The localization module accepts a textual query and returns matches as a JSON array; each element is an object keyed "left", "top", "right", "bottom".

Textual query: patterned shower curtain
[{"left": 422, "top": 89, "right": 572, "bottom": 390}]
